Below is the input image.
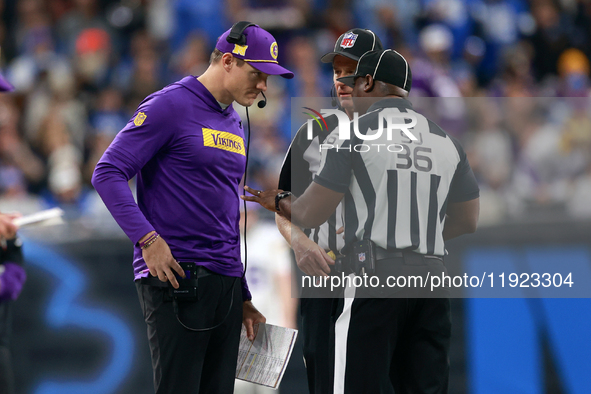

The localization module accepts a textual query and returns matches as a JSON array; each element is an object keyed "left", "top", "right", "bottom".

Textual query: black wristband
[{"left": 275, "top": 191, "right": 292, "bottom": 212}]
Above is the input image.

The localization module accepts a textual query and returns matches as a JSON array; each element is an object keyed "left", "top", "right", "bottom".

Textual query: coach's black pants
[
  {"left": 0, "top": 302, "right": 15, "bottom": 394},
  {"left": 332, "top": 256, "right": 451, "bottom": 394},
  {"left": 136, "top": 271, "right": 242, "bottom": 394}
]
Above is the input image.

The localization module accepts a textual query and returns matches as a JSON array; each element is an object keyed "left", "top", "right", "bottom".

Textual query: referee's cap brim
[
  {"left": 336, "top": 75, "right": 359, "bottom": 87},
  {"left": 320, "top": 51, "right": 360, "bottom": 63}
]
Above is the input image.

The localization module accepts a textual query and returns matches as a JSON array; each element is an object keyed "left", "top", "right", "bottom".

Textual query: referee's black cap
[
  {"left": 337, "top": 49, "right": 412, "bottom": 92},
  {"left": 320, "top": 29, "right": 383, "bottom": 63}
]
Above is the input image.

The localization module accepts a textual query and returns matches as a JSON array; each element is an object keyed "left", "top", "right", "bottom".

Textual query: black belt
[
  {"left": 375, "top": 248, "right": 404, "bottom": 260},
  {"left": 335, "top": 248, "right": 443, "bottom": 275},
  {"left": 374, "top": 248, "right": 443, "bottom": 262}
]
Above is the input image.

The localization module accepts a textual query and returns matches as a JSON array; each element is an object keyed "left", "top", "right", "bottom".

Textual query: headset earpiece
[{"left": 226, "top": 21, "right": 256, "bottom": 45}]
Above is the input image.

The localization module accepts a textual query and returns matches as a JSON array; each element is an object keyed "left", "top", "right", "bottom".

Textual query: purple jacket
[{"left": 92, "top": 76, "right": 251, "bottom": 300}]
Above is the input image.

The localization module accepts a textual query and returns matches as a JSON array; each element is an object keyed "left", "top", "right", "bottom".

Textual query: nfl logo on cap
[{"left": 340, "top": 32, "right": 358, "bottom": 48}]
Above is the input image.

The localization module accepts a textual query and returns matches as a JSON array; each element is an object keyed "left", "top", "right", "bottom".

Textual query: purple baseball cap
[
  {"left": 0, "top": 73, "right": 14, "bottom": 92},
  {"left": 216, "top": 24, "right": 294, "bottom": 79}
]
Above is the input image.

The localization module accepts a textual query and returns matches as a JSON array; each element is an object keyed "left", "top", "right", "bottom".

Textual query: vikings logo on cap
[
  {"left": 340, "top": 32, "right": 358, "bottom": 49},
  {"left": 232, "top": 44, "right": 248, "bottom": 56},
  {"left": 270, "top": 42, "right": 278, "bottom": 60}
]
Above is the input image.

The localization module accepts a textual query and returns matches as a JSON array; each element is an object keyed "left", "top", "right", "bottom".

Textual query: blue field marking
[
  {"left": 24, "top": 240, "right": 134, "bottom": 394},
  {"left": 465, "top": 246, "right": 591, "bottom": 394},
  {"left": 465, "top": 248, "right": 541, "bottom": 394},
  {"left": 525, "top": 247, "right": 591, "bottom": 394}
]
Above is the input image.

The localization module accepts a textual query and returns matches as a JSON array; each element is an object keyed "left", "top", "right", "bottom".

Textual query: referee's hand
[
  {"left": 292, "top": 234, "right": 334, "bottom": 277},
  {"left": 141, "top": 235, "right": 185, "bottom": 289}
]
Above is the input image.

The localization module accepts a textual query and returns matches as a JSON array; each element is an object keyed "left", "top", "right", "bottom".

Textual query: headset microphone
[{"left": 257, "top": 92, "right": 267, "bottom": 108}]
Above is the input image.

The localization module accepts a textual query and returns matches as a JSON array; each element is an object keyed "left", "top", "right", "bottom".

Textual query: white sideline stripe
[{"left": 333, "top": 274, "right": 356, "bottom": 394}]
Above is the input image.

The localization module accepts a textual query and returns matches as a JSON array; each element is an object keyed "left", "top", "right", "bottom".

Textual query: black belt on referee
[
  {"left": 375, "top": 248, "right": 404, "bottom": 260},
  {"left": 335, "top": 244, "right": 443, "bottom": 276}
]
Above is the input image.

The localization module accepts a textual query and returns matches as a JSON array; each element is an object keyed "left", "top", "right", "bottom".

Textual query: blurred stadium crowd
[{"left": 0, "top": 0, "right": 590, "bottom": 228}]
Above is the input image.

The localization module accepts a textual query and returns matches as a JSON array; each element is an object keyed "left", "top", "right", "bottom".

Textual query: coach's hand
[
  {"left": 140, "top": 232, "right": 185, "bottom": 289},
  {"left": 241, "top": 185, "right": 282, "bottom": 212},
  {"left": 292, "top": 231, "right": 334, "bottom": 277},
  {"left": 243, "top": 301, "right": 266, "bottom": 341}
]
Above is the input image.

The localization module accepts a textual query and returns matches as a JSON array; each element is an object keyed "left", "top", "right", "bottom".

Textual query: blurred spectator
[
  {"left": 410, "top": 25, "right": 466, "bottom": 136},
  {"left": 74, "top": 27, "right": 112, "bottom": 91},
  {"left": 25, "top": 61, "right": 87, "bottom": 148},
  {"left": 227, "top": 0, "right": 309, "bottom": 30},
  {"left": 509, "top": 101, "right": 567, "bottom": 212},
  {"left": 556, "top": 48, "right": 591, "bottom": 96},
  {"left": 14, "top": 0, "right": 51, "bottom": 56},
  {"left": 57, "top": 0, "right": 112, "bottom": 56},
  {"left": 489, "top": 43, "right": 536, "bottom": 97},
  {"left": 145, "top": 0, "right": 174, "bottom": 42},
  {"left": 417, "top": 0, "right": 474, "bottom": 60},
  {"left": 112, "top": 30, "right": 164, "bottom": 112},
  {"left": 567, "top": 163, "right": 591, "bottom": 217},
  {"left": 171, "top": 0, "right": 228, "bottom": 50},
  {"left": 0, "top": 96, "right": 44, "bottom": 197},
  {"left": 37, "top": 110, "right": 83, "bottom": 204},
  {"left": 353, "top": 0, "right": 417, "bottom": 48},
  {"left": 468, "top": 99, "right": 514, "bottom": 190},
  {"left": 468, "top": 0, "right": 532, "bottom": 82},
  {"left": 8, "top": 1, "right": 69, "bottom": 93},
  {"left": 528, "top": 0, "right": 572, "bottom": 82},
  {"left": 285, "top": 35, "right": 330, "bottom": 102},
  {"left": 84, "top": 88, "right": 128, "bottom": 184},
  {"left": 571, "top": 0, "right": 591, "bottom": 56},
  {"left": 411, "top": 24, "right": 462, "bottom": 97},
  {"left": 465, "top": 98, "right": 513, "bottom": 223},
  {"left": 167, "top": 32, "right": 210, "bottom": 82}
]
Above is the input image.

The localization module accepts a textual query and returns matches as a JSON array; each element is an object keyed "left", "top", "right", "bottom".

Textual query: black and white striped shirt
[
  {"left": 278, "top": 115, "right": 345, "bottom": 253},
  {"left": 314, "top": 98, "right": 479, "bottom": 256}
]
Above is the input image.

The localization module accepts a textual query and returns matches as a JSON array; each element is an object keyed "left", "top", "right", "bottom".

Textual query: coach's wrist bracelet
[{"left": 140, "top": 232, "right": 160, "bottom": 250}]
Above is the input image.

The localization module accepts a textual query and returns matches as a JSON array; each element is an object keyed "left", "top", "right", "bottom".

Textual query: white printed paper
[
  {"left": 236, "top": 323, "right": 298, "bottom": 389},
  {"left": 12, "top": 208, "right": 64, "bottom": 228}
]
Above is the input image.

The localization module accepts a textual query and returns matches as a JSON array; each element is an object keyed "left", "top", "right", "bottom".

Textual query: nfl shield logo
[
  {"left": 340, "top": 32, "right": 358, "bottom": 49},
  {"left": 358, "top": 253, "right": 366, "bottom": 262}
]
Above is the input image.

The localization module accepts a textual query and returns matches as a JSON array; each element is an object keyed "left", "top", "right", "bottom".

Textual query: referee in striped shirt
[
  {"left": 244, "top": 49, "right": 479, "bottom": 393},
  {"left": 276, "top": 28, "right": 382, "bottom": 394}
]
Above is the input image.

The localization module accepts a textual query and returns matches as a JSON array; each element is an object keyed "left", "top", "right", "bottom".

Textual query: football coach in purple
[{"left": 92, "top": 22, "right": 293, "bottom": 394}]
